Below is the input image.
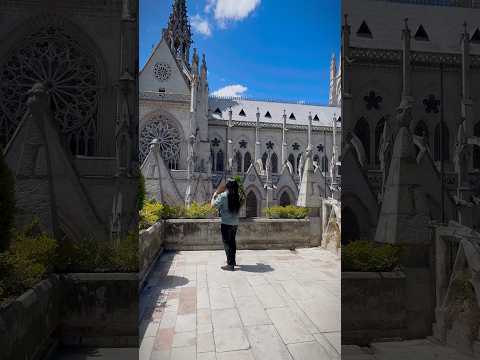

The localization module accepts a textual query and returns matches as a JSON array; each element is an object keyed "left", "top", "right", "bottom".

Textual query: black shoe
[{"left": 221, "top": 265, "right": 234, "bottom": 271}]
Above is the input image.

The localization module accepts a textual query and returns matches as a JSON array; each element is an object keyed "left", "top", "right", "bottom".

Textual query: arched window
[
  {"left": 354, "top": 117, "right": 370, "bottom": 164},
  {"left": 235, "top": 151, "right": 242, "bottom": 173},
  {"left": 246, "top": 191, "right": 258, "bottom": 218},
  {"left": 297, "top": 153, "right": 302, "bottom": 172},
  {"left": 321, "top": 155, "right": 329, "bottom": 173},
  {"left": 414, "top": 120, "right": 429, "bottom": 156},
  {"left": 474, "top": 122, "right": 480, "bottom": 169},
  {"left": 434, "top": 123, "right": 449, "bottom": 161},
  {"left": 244, "top": 152, "right": 252, "bottom": 172},
  {"left": 279, "top": 192, "right": 291, "bottom": 206},
  {"left": 211, "top": 148, "right": 215, "bottom": 172},
  {"left": 374, "top": 117, "right": 386, "bottom": 165},
  {"left": 271, "top": 153, "right": 278, "bottom": 173},
  {"left": 262, "top": 152, "right": 268, "bottom": 170},
  {"left": 216, "top": 150, "right": 224, "bottom": 172},
  {"left": 313, "top": 154, "right": 320, "bottom": 164},
  {"left": 288, "top": 154, "right": 295, "bottom": 174}
]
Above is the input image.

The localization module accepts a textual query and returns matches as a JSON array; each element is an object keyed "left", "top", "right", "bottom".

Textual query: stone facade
[
  {"left": 139, "top": 0, "right": 341, "bottom": 214},
  {"left": 0, "top": 0, "right": 139, "bottom": 242}
]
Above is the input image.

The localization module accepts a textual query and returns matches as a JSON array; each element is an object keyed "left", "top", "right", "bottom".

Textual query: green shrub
[
  {"left": 233, "top": 175, "right": 246, "bottom": 206},
  {"left": 139, "top": 200, "right": 217, "bottom": 228},
  {"left": 0, "top": 150, "right": 15, "bottom": 252},
  {"left": 342, "top": 240, "right": 402, "bottom": 272},
  {"left": 185, "top": 202, "right": 217, "bottom": 219},
  {"left": 264, "top": 205, "right": 309, "bottom": 219},
  {"left": 0, "top": 221, "right": 58, "bottom": 303}
]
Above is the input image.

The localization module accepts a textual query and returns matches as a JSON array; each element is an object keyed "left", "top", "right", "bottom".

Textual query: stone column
[
  {"left": 341, "top": 14, "right": 354, "bottom": 136},
  {"left": 281, "top": 109, "right": 288, "bottom": 166},
  {"left": 227, "top": 108, "right": 233, "bottom": 174},
  {"left": 307, "top": 112, "right": 313, "bottom": 152},
  {"left": 401, "top": 18, "right": 413, "bottom": 104},
  {"left": 255, "top": 107, "right": 261, "bottom": 164}
]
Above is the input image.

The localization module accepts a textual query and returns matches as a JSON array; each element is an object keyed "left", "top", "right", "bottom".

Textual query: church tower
[
  {"left": 328, "top": 54, "right": 338, "bottom": 106},
  {"left": 164, "top": 0, "right": 192, "bottom": 66}
]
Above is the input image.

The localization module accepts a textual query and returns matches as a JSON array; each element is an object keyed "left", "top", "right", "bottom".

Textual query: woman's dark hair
[{"left": 226, "top": 179, "right": 240, "bottom": 214}]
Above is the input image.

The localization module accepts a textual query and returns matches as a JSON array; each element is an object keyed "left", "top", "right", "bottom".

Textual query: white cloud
[
  {"left": 212, "top": 84, "right": 248, "bottom": 97},
  {"left": 191, "top": 15, "right": 212, "bottom": 37},
  {"left": 213, "top": 0, "right": 261, "bottom": 22},
  {"left": 204, "top": 0, "right": 216, "bottom": 13}
]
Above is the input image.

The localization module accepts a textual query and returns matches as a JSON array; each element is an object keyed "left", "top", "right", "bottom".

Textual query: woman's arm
[{"left": 210, "top": 191, "right": 218, "bottom": 207}]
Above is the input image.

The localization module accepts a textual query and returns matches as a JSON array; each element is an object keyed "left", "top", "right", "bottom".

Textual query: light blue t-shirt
[{"left": 213, "top": 191, "right": 239, "bottom": 226}]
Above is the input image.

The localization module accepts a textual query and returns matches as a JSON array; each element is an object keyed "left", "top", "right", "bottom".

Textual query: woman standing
[{"left": 211, "top": 179, "right": 241, "bottom": 271}]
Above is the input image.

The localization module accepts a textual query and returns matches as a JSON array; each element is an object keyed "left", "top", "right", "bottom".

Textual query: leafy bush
[
  {"left": 342, "top": 240, "right": 402, "bottom": 272},
  {"left": 185, "top": 202, "right": 217, "bottom": 219},
  {"left": 139, "top": 200, "right": 218, "bottom": 229},
  {"left": 264, "top": 205, "right": 309, "bottom": 219},
  {"left": 0, "top": 221, "right": 58, "bottom": 303},
  {"left": 0, "top": 150, "right": 15, "bottom": 252},
  {"left": 233, "top": 175, "right": 246, "bottom": 206}
]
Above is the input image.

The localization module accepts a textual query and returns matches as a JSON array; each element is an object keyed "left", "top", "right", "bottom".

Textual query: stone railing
[
  {"left": 139, "top": 221, "right": 165, "bottom": 288},
  {"left": 162, "top": 218, "right": 321, "bottom": 250}
]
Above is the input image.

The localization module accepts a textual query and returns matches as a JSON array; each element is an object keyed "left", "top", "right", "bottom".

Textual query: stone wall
[
  {"left": 60, "top": 273, "right": 138, "bottom": 347},
  {"left": 0, "top": 276, "right": 63, "bottom": 360},
  {"left": 342, "top": 271, "right": 407, "bottom": 345},
  {"left": 163, "top": 217, "right": 322, "bottom": 250},
  {"left": 139, "top": 221, "right": 165, "bottom": 287}
]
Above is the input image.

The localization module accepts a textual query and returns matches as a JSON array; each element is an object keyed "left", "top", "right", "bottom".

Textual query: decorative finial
[{"left": 404, "top": 18, "right": 409, "bottom": 30}]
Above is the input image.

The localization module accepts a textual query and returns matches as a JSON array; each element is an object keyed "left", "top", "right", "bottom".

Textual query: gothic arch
[
  {"left": 374, "top": 117, "right": 386, "bottom": 165},
  {"left": 216, "top": 149, "right": 224, "bottom": 172},
  {"left": 288, "top": 153, "right": 296, "bottom": 174},
  {"left": 354, "top": 117, "right": 370, "bottom": 164},
  {"left": 234, "top": 151, "right": 242, "bottom": 173},
  {"left": 271, "top": 152, "right": 278, "bottom": 173},
  {"left": 245, "top": 186, "right": 262, "bottom": 218},
  {"left": 244, "top": 152, "right": 252, "bottom": 172},
  {"left": 277, "top": 186, "right": 296, "bottom": 207},
  {"left": 262, "top": 152, "right": 268, "bottom": 170},
  {"left": 321, "top": 155, "right": 329, "bottom": 173},
  {"left": 0, "top": 14, "right": 108, "bottom": 155},
  {"left": 434, "top": 122, "right": 450, "bottom": 161}
]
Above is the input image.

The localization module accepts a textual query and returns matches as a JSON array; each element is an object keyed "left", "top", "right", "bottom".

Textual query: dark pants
[{"left": 221, "top": 224, "right": 238, "bottom": 266}]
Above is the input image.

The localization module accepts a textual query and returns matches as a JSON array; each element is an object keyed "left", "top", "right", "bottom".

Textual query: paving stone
[
  {"left": 196, "top": 352, "right": 216, "bottom": 360},
  {"left": 266, "top": 307, "right": 314, "bottom": 344},
  {"left": 313, "top": 333, "right": 340, "bottom": 359},
  {"left": 149, "top": 350, "right": 171, "bottom": 360},
  {"left": 154, "top": 328, "right": 175, "bottom": 352},
  {"left": 235, "top": 296, "right": 271, "bottom": 326},
  {"left": 215, "top": 350, "right": 255, "bottom": 360},
  {"left": 296, "top": 299, "right": 340, "bottom": 332},
  {"left": 323, "top": 332, "right": 341, "bottom": 354},
  {"left": 252, "top": 284, "right": 286, "bottom": 308},
  {"left": 140, "top": 337, "right": 155, "bottom": 360},
  {"left": 172, "top": 331, "right": 196, "bottom": 348},
  {"left": 245, "top": 325, "right": 292, "bottom": 360},
  {"left": 171, "top": 346, "right": 196, "bottom": 360},
  {"left": 214, "top": 327, "right": 250, "bottom": 353},
  {"left": 287, "top": 341, "right": 331, "bottom": 360},
  {"left": 212, "top": 308, "right": 243, "bottom": 329},
  {"left": 175, "top": 314, "right": 197, "bottom": 332},
  {"left": 197, "top": 332, "right": 215, "bottom": 353},
  {"left": 197, "top": 287, "right": 210, "bottom": 309},
  {"left": 160, "top": 311, "right": 177, "bottom": 329},
  {"left": 209, "top": 287, "right": 235, "bottom": 310}
]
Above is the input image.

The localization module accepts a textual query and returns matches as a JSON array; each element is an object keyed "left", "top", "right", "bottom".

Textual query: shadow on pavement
[{"left": 237, "top": 263, "right": 274, "bottom": 273}]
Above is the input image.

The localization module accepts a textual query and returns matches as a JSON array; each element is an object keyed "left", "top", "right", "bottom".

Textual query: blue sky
[{"left": 140, "top": 0, "right": 340, "bottom": 105}]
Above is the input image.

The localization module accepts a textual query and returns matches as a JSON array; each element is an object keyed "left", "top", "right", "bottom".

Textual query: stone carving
[
  {"left": 454, "top": 121, "right": 469, "bottom": 187},
  {"left": 153, "top": 62, "right": 172, "bottom": 82},
  {"left": 139, "top": 117, "right": 181, "bottom": 164},
  {"left": 423, "top": 94, "right": 440, "bottom": 114},
  {"left": 0, "top": 23, "right": 98, "bottom": 153},
  {"left": 364, "top": 90, "right": 382, "bottom": 110}
]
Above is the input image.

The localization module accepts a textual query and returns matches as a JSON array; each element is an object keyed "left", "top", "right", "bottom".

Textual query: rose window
[
  {"left": 153, "top": 62, "right": 172, "bottom": 82},
  {"left": 140, "top": 116, "right": 182, "bottom": 165},
  {"left": 0, "top": 23, "right": 99, "bottom": 154}
]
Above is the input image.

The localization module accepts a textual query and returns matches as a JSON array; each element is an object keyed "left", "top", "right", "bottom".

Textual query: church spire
[{"left": 165, "top": 0, "right": 192, "bottom": 65}]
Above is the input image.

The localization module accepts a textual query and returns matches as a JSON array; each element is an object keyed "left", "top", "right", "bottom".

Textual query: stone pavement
[
  {"left": 139, "top": 248, "right": 340, "bottom": 360},
  {"left": 342, "top": 340, "right": 477, "bottom": 360}
]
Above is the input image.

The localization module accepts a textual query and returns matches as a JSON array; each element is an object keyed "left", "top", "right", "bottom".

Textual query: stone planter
[
  {"left": 0, "top": 275, "right": 62, "bottom": 360},
  {"left": 139, "top": 221, "right": 164, "bottom": 288},
  {"left": 341, "top": 271, "right": 407, "bottom": 345}
]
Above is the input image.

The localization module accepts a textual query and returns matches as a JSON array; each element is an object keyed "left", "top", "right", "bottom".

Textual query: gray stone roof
[
  {"left": 344, "top": 0, "right": 480, "bottom": 54},
  {"left": 208, "top": 96, "right": 341, "bottom": 128}
]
